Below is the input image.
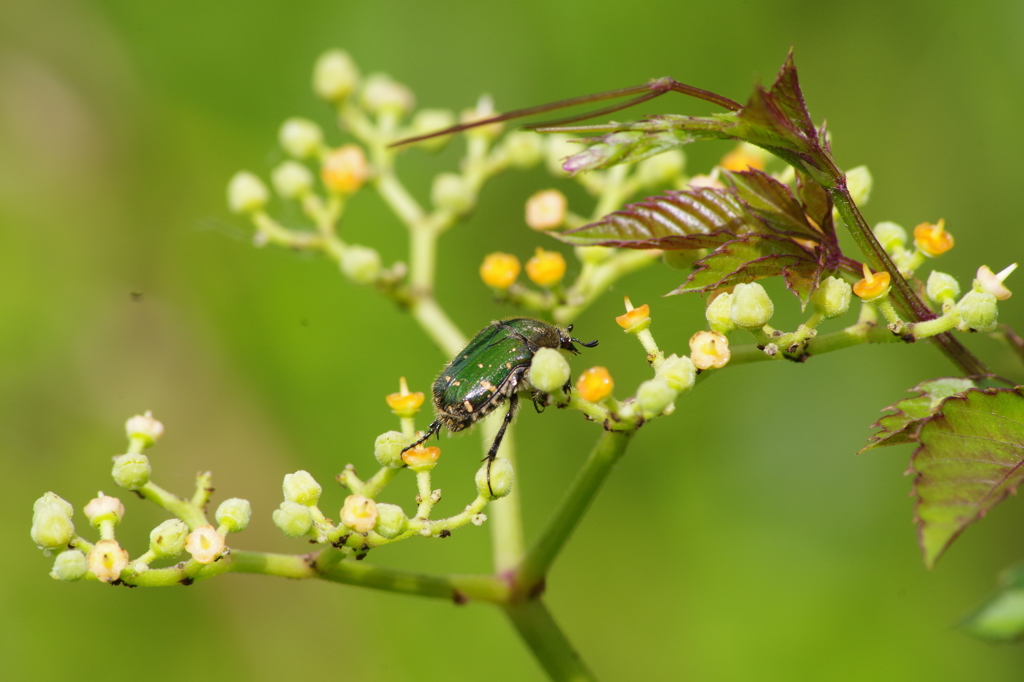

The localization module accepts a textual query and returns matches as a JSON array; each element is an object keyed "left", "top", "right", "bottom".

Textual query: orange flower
[
  {"left": 913, "top": 219, "right": 954, "bottom": 257},
  {"left": 525, "top": 248, "right": 566, "bottom": 287},
  {"left": 402, "top": 446, "right": 441, "bottom": 471},
  {"left": 719, "top": 144, "right": 767, "bottom": 172},
  {"left": 616, "top": 296, "right": 651, "bottom": 332},
  {"left": 576, "top": 367, "right": 614, "bottom": 402},
  {"left": 386, "top": 377, "right": 425, "bottom": 417},
  {"left": 852, "top": 264, "right": 891, "bottom": 302},
  {"left": 480, "top": 252, "right": 521, "bottom": 289}
]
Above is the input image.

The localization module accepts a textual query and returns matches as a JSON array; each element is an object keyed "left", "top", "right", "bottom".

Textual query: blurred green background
[{"left": 4, "top": 0, "right": 1024, "bottom": 679}]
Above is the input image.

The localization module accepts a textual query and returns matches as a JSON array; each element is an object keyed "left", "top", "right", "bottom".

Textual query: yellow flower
[
  {"left": 88, "top": 539, "right": 130, "bottom": 583},
  {"left": 402, "top": 445, "right": 441, "bottom": 471},
  {"left": 719, "top": 143, "right": 768, "bottom": 172},
  {"left": 852, "top": 264, "right": 891, "bottom": 302},
  {"left": 576, "top": 367, "right": 614, "bottom": 402},
  {"left": 386, "top": 377, "right": 425, "bottom": 417},
  {"left": 480, "top": 252, "right": 521, "bottom": 289},
  {"left": 341, "top": 495, "right": 378, "bottom": 534},
  {"left": 525, "top": 248, "right": 566, "bottom": 287},
  {"left": 689, "top": 331, "right": 731, "bottom": 370},
  {"left": 320, "top": 144, "right": 368, "bottom": 194},
  {"left": 913, "top": 219, "right": 954, "bottom": 257},
  {"left": 185, "top": 525, "right": 225, "bottom": 565}
]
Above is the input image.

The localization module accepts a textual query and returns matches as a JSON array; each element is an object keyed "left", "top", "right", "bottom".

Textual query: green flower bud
[
  {"left": 278, "top": 118, "right": 324, "bottom": 160},
  {"left": 31, "top": 492, "right": 75, "bottom": 551},
  {"left": 730, "top": 282, "right": 774, "bottom": 329},
  {"left": 227, "top": 171, "right": 269, "bottom": 215},
  {"left": 340, "top": 245, "right": 382, "bottom": 285},
  {"left": 503, "top": 131, "right": 544, "bottom": 169},
  {"left": 460, "top": 94, "right": 503, "bottom": 142},
  {"left": 373, "top": 503, "right": 409, "bottom": 539},
  {"left": 215, "top": 498, "right": 252, "bottom": 533},
  {"left": 431, "top": 173, "right": 474, "bottom": 215},
  {"left": 705, "top": 292, "right": 735, "bottom": 334},
  {"left": 282, "top": 470, "right": 321, "bottom": 506},
  {"left": 149, "top": 518, "right": 189, "bottom": 558},
  {"left": 111, "top": 453, "right": 151, "bottom": 491},
  {"left": 271, "top": 161, "right": 315, "bottom": 199},
  {"left": 273, "top": 501, "right": 313, "bottom": 538},
  {"left": 313, "top": 50, "right": 359, "bottom": 103},
  {"left": 409, "top": 108, "right": 456, "bottom": 151},
  {"left": 926, "top": 271, "right": 961, "bottom": 305},
  {"left": 574, "top": 245, "right": 614, "bottom": 265},
  {"left": 810, "top": 276, "right": 852, "bottom": 319},
  {"left": 84, "top": 493, "right": 124, "bottom": 527},
  {"left": 662, "top": 249, "right": 702, "bottom": 271},
  {"left": 476, "top": 457, "right": 515, "bottom": 500},
  {"left": 635, "top": 377, "right": 678, "bottom": 418},
  {"left": 360, "top": 73, "right": 415, "bottom": 118},
  {"left": 872, "top": 221, "right": 907, "bottom": 253},
  {"left": 956, "top": 291, "right": 999, "bottom": 332},
  {"left": 635, "top": 149, "right": 685, "bottom": 188},
  {"left": 51, "top": 549, "right": 88, "bottom": 581},
  {"left": 545, "top": 134, "right": 578, "bottom": 177},
  {"left": 375, "top": 430, "right": 412, "bottom": 468},
  {"left": 527, "top": 347, "right": 571, "bottom": 393},
  {"left": 125, "top": 411, "right": 164, "bottom": 446},
  {"left": 846, "top": 165, "right": 873, "bottom": 207},
  {"left": 657, "top": 354, "right": 696, "bottom": 393}
]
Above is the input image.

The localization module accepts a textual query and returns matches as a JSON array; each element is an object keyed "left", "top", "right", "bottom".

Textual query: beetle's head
[{"left": 559, "top": 324, "right": 599, "bottom": 355}]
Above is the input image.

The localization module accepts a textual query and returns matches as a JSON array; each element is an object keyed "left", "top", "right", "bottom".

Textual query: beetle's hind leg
[
  {"left": 402, "top": 420, "right": 442, "bottom": 455},
  {"left": 483, "top": 391, "right": 519, "bottom": 497}
]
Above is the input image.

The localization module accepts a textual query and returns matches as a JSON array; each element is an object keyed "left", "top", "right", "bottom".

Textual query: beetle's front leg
[{"left": 484, "top": 391, "right": 519, "bottom": 497}]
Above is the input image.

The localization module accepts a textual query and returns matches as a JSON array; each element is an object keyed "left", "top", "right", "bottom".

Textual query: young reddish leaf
[
  {"left": 668, "top": 234, "right": 818, "bottom": 299},
  {"left": 724, "top": 169, "right": 821, "bottom": 239},
  {"left": 860, "top": 377, "right": 977, "bottom": 452},
  {"left": 554, "top": 187, "right": 764, "bottom": 249},
  {"left": 910, "top": 387, "right": 1024, "bottom": 568}
]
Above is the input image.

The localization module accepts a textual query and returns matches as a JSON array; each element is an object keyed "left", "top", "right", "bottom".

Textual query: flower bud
[
  {"left": 636, "top": 149, "right": 685, "bottom": 187},
  {"left": 525, "top": 189, "right": 567, "bottom": 231},
  {"left": 657, "top": 354, "right": 696, "bottom": 393},
  {"left": 525, "top": 248, "right": 567, "bottom": 287},
  {"left": 185, "top": 525, "right": 225, "bottom": 564},
  {"left": 31, "top": 492, "right": 75, "bottom": 551},
  {"left": 872, "top": 221, "right": 907, "bottom": 253},
  {"left": 476, "top": 457, "right": 514, "bottom": 500},
  {"left": 341, "top": 495, "right": 378, "bottom": 533},
  {"left": 282, "top": 470, "right": 321, "bottom": 507},
  {"left": 689, "top": 330, "right": 730, "bottom": 370},
  {"left": 810, "top": 276, "right": 852, "bottom": 319},
  {"left": 360, "top": 73, "right": 415, "bottom": 118},
  {"left": 431, "top": 173, "right": 474, "bottom": 214},
  {"left": 51, "top": 549, "right": 88, "bottom": 581},
  {"left": 215, "top": 498, "right": 252, "bottom": 533},
  {"left": 227, "top": 171, "right": 269, "bottom": 215},
  {"left": 410, "top": 109, "right": 456, "bottom": 151},
  {"left": 480, "top": 252, "right": 520, "bottom": 289},
  {"left": 84, "top": 494, "right": 124, "bottom": 527},
  {"left": 544, "top": 134, "right": 577, "bottom": 177},
  {"left": 112, "top": 453, "right": 151, "bottom": 491},
  {"left": 576, "top": 366, "right": 613, "bottom": 402},
  {"left": 956, "top": 291, "right": 999, "bottom": 332},
  {"left": 845, "top": 165, "right": 873, "bottom": 207},
  {"left": 402, "top": 445, "right": 440, "bottom": 472},
  {"left": 528, "top": 347, "right": 571, "bottom": 393},
  {"left": 271, "top": 161, "right": 315, "bottom": 199},
  {"left": 635, "top": 377, "right": 678, "bottom": 418},
  {"left": 460, "top": 94, "right": 503, "bottom": 141},
  {"left": 853, "top": 265, "right": 891, "bottom": 302},
  {"left": 125, "top": 411, "right": 164, "bottom": 446},
  {"left": 278, "top": 118, "right": 324, "bottom": 160},
  {"left": 975, "top": 264, "right": 1016, "bottom": 301},
  {"left": 705, "top": 291, "right": 736, "bottom": 334},
  {"left": 88, "top": 539, "right": 129, "bottom": 583},
  {"left": 321, "top": 145, "right": 368, "bottom": 195},
  {"left": 730, "top": 282, "right": 774, "bottom": 329},
  {"left": 926, "top": 271, "right": 961, "bottom": 305},
  {"left": 503, "top": 131, "right": 544, "bottom": 169},
  {"left": 313, "top": 50, "right": 359, "bottom": 103},
  {"left": 720, "top": 143, "right": 768, "bottom": 171},
  {"left": 273, "top": 501, "right": 313, "bottom": 538},
  {"left": 340, "top": 245, "right": 382, "bottom": 285},
  {"left": 149, "top": 518, "right": 189, "bottom": 558},
  {"left": 373, "top": 503, "right": 409, "bottom": 539},
  {"left": 375, "top": 431, "right": 412, "bottom": 468},
  {"left": 913, "top": 219, "right": 954, "bottom": 257}
]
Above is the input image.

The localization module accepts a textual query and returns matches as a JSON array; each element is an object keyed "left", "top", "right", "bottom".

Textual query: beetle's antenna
[
  {"left": 390, "top": 78, "right": 742, "bottom": 148},
  {"left": 573, "top": 338, "right": 600, "bottom": 348}
]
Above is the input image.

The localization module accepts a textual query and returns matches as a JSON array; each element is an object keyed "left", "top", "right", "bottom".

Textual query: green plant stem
[
  {"left": 516, "top": 430, "right": 634, "bottom": 596},
  {"left": 503, "top": 599, "right": 596, "bottom": 682},
  {"left": 482, "top": 406, "right": 526, "bottom": 573},
  {"left": 137, "top": 481, "right": 208, "bottom": 529}
]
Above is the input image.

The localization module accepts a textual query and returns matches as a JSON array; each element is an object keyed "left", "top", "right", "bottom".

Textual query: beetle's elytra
[{"left": 403, "top": 318, "right": 598, "bottom": 492}]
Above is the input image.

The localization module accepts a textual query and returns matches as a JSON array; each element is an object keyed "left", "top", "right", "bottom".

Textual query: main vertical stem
[{"left": 504, "top": 599, "right": 596, "bottom": 682}]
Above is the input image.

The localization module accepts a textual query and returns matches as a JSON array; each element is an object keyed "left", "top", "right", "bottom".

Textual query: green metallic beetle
[{"left": 404, "top": 318, "right": 598, "bottom": 489}]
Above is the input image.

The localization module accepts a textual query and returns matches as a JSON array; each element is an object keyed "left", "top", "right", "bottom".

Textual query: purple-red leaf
[
  {"left": 860, "top": 378, "right": 977, "bottom": 452},
  {"left": 724, "top": 169, "right": 822, "bottom": 239}
]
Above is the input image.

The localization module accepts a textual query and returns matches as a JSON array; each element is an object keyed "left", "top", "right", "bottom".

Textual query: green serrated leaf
[
  {"left": 961, "top": 564, "right": 1024, "bottom": 642},
  {"left": 669, "top": 234, "right": 816, "bottom": 296},
  {"left": 910, "top": 387, "right": 1024, "bottom": 568},
  {"left": 860, "top": 377, "right": 978, "bottom": 452},
  {"left": 554, "top": 187, "right": 763, "bottom": 249}
]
